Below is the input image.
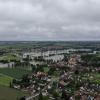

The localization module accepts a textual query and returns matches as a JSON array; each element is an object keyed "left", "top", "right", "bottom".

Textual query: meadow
[
  {"left": 0, "top": 53, "right": 21, "bottom": 61},
  {"left": 0, "top": 74, "right": 13, "bottom": 86}
]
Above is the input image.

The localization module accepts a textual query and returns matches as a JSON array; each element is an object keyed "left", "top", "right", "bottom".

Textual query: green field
[
  {"left": 0, "top": 74, "right": 13, "bottom": 86},
  {"left": 0, "top": 68, "right": 30, "bottom": 100},
  {"left": 0, "top": 68, "right": 31, "bottom": 79},
  {"left": 0, "top": 85, "right": 28, "bottom": 100},
  {"left": 91, "top": 73, "right": 100, "bottom": 84},
  {"left": 44, "top": 67, "right": 49, "bottom": 73},
  {"left": 0, "top": 54, "right": 21, "bottom": 61}
]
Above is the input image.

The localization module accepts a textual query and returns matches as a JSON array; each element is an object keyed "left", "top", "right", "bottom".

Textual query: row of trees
[
  {"left": 38, "top": 90, "right": 71, "bottom": 100},
  {"left": 81, "top": 54, "right": 100, "bottom": 67}
]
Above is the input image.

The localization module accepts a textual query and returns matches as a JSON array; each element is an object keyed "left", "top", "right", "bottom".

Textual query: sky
[{"left": 0, "top": 0, "right": 100, "bottom": 41}]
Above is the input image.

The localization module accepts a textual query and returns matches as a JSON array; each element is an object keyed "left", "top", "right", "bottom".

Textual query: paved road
[
  {"left": 26, "top": 94, "right": 39, "bottom": 100},
  {"left": 26, "top": 93, "right": 55, "bottom": 100}
]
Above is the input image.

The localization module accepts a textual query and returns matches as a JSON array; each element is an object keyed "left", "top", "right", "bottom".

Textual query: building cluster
[
  {"left": 0, "top": 46, "right": 100, "bottom": 100},
  {"left": 12, "top": 51, "right": 100, "bottom": 100}
]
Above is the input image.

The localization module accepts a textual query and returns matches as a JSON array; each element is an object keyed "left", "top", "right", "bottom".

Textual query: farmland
[
  {"left": 0, "top": 68, "right": 31, "bottom": 79},
  {"left": 0, "top": 68, "right": 31, "bottom": 100},
  {"left": 0, "top": 85, "right": 28, "bottom": 100}
]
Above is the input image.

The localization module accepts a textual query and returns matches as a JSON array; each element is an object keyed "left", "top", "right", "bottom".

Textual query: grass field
[
  {"left": 44, "top": 67, "right": 49, "bottom": 73},
  {"left": 0, "top": 74, "right": 13, "bottom": 86},
  {"left": 0, "top": 85, "right": 28, "bottom": 100},
  {"left": 0, "top": 68, "right": 31, "bottom": 79},
  {"left": 91, "top": 73, "right": 100, "bottom": 84},
  {"left": 0, "top": 68, "right": 30, "bottom": 100}
]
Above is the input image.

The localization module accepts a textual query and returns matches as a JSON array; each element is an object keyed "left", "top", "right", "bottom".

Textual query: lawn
[
  {"left": 0, "top": 74, "right": 13, "bottom": 86},
  {"left": 44, "top": 67, "right": 49, "bottom": 73},
  {"left": 0, "top": 85, "right": 28, "bottom": 100},
  {"left": 51, "top": 76, "right": 59, "bottom": 81},
  {"left": 0, "top": 68, "right": 31, "bottom": 79},
  {"left": 93, "top": 73, "right": 100, "bottom": 78},
  {"left": 91, "top": 73, "right": 100, "bottom": 84}
]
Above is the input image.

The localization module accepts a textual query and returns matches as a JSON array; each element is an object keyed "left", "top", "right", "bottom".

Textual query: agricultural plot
[
  {"left": 0, "top": 68, "right": 31, "bottom": 79},
  {"left": 0, "top": 68, "right": 30, "bottom": 99},
  {"left": 0, "top": 85, "right": 28, "bottom": 100}
]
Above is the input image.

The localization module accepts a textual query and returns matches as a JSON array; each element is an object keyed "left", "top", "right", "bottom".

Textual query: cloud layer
[{"left": 0, "top": 0, "right": 100, "bottom": 41}]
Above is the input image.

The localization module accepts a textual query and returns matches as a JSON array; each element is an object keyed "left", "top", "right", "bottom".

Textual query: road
[{"left": 26, "top": 94, "right": 39, "bottom": 100}]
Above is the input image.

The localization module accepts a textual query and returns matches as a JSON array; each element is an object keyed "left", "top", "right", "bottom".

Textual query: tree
[
  {"left": 61, "top": 90, "right": 70, "bottom": 100},
  {"left": 61, "top": 90, "right": 66, "bottom": 99},
  {"left": 43, "top": 96, "right": 49, "bottom": 100},
  {"left": 9, "top": 81, "right": 12, "bottom": 88},
  {"left": 74, "top": 70, "right": 79, "bottom": 75},
  {"left": 22, "top": 74, "right": 30, "bottom": 83},
  {"left": 31, "top": 65, "right": 36, "bottom": 72},
  {"left": 21, "top": 74, "right": 30, "bottom": 88},
  {"left": 38, "top": 91, "right": 43, "bottom": 100},
  {"left": 74, "top": 70, "right": 79, "bottom": 91},
  {"left": 19, "top": 96, "right": 25, "bottom": 100},
  {"left": 64, "top": 55, "right": 68, "bottom": 62},
  {"left": 52, "top": 90, "right": 60, "bottom": 99},
  {"left": 48, "top": 67, "right": 55, "bottom": 75}
]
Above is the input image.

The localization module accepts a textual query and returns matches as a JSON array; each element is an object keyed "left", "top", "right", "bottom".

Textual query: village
[
  {"left": 1, "top": 0, "right": 100, "bottom": 99},
  {"left": 0, "top": 42, "right": 100, "bottom": 100},
  {"left": 0, "top": 48, "right": 98, "bottom": 100}
]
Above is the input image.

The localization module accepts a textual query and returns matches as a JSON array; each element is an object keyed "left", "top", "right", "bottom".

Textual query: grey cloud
[{"left": 0, "top": 0, "right": 100, "bottom": 41}]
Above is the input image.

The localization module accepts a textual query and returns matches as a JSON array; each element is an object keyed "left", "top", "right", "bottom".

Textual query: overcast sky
[{"left": 0, "top": 0, "right": 100, "bottom": 41}]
